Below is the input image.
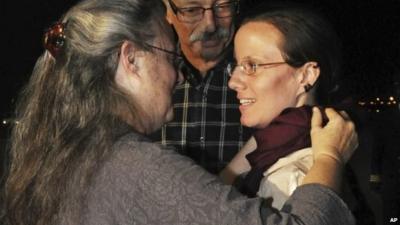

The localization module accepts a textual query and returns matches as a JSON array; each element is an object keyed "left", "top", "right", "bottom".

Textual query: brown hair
[{"left": 242, "top": 1, "right": 343, "bottom": 105}]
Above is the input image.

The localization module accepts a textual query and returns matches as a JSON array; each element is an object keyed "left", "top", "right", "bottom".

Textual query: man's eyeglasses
[
  {"left": 145, "top": 43, "right": 183, "bottom": 69},
  {"left": 227, "top": 60, "right": 287, "bottom": 76},
  {"left": 168, "top": 0, "right": 239, "bottom": 23}
]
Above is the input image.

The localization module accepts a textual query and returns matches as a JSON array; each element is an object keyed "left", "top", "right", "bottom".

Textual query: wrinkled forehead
[{"left": 172, "top": 0, "right": 222, "bottom": 5}]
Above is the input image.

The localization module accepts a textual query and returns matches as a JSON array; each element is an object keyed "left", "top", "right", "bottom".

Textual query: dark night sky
[{"left": 1, "top": 0, "right": 400, "bottom": 119}]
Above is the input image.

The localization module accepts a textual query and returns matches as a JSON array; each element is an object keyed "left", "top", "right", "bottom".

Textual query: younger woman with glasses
[{"left": 221, "top": 2, "right": 351, "bottom": 209}]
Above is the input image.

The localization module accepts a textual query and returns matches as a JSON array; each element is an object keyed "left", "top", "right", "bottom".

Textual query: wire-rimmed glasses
[
  {"left": 227, "top": 60, "right": 287, "bottom": 76},
  {"left": 145, "top": 43, "right": 183, "bottom": 69},
  {"left": 168, "top": 0, "right": 239, "bottom": 23}
]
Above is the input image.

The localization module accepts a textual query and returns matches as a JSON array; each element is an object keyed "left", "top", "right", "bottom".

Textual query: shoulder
[
  {"left": 81, "top": 132, "right": 180, "bottom": 224},
  {"left": 90, "top": 131, "right": 167, "bottom": 186},
  {"left": 104, "top": 132, "right": 182, "bottom": 178},
  {"left": 87, "top": 131, "right": 176, "bottom": 194}
]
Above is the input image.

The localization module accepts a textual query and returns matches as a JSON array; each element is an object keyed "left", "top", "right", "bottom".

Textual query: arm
[
  {"left": 219, "top": 136, "right": 256, "bottom": 184},
  {"left": 85, "top": 117, "right": 357, "bottom": 225}
]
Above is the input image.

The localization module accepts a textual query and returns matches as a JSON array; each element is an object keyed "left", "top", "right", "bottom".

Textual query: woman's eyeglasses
[
  {"left": 227, "top": 60, "right": 287, "bottom": 76},
  {"left": 145, "top": 43, "right": 183, "bottom": 69}
]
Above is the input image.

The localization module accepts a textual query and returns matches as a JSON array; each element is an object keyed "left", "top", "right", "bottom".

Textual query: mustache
[{"left": 189, "top": 27, "right": 230, "bottom": 43}]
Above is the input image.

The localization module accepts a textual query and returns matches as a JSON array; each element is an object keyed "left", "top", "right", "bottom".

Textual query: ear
[
  {"left": 119, "top": 40, "right": 139, "bottom": 75},
  {"left": 296, "top": 61, "right": 320, "bottom": 94},
  {"left": 165, "top": 9, "right": 174, "bottom": 24},
  {"left": 164, "top": 0, "right": 175, "bottom": 25},
  {"left": 115, "top": 41, "right": 146, "bottom": 94}
]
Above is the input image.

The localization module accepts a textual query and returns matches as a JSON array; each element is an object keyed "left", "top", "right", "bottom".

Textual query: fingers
[
  {"left": 310, "top": 107, "right": 359, "bottom": 164},
  {"left": 338, "top": 110, "right": 350, "bottom": 120},
  {"left": 324, "top": 107, "right": 341, "bottom": 121},
  {"left": 327, "top": 108, "right": 357, "bottom": 162},
  {"left": 311, "top": 107, "right": 323, "bottom": 129},
  {"left": 326, "top": 108, "right": 351, "bottom": 122},
  {"left": 342, "top": 130, "right": 358, "bottom": 162}
]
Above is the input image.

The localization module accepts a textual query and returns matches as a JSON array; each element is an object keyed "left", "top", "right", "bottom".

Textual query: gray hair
[{"left": 4, "top": 0, "right": 167, "bottom": 224}]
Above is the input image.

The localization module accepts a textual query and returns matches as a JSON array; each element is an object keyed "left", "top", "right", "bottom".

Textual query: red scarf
[{"left": 241, "top": 106, "right": 313, "bottom": 197}]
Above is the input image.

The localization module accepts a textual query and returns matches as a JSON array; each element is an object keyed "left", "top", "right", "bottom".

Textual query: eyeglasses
[
  {"left": 227, "top": 60, "right": 287, "bottom": 76},
  {"left": 145, "top": 43, "right": 183, "bottom": 69},
  {"left": 168, "top": 0, "right": 239, "bottom": 23}
]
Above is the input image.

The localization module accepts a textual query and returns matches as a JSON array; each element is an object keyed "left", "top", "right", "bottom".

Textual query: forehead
[
  {"left": 235, "top": 22, "right": 284, "bottom": 58},
  {"left": 174, "top": 0, "right": 221, "bottom": 5},
  {"left": 239, "top": 22, "right": 282, "bottom": 42}
]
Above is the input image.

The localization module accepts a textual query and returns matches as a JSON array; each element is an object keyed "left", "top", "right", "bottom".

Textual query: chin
[
  {"left": 201, "top": 46, "right": 224, "bottom": 61},
  {"left": 240, "top": 117, "right": 254, "bottom": 128},
  {"left": 241, "top": 117, "right": 268, "bottom": 129},
  {"left": 201, "top": 52, "right": 221, "bottom": 61}
]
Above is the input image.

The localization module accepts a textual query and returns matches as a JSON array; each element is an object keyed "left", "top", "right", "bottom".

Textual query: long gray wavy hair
[{"left": 2, "top": 0, "right": 166, "bottom": 224}]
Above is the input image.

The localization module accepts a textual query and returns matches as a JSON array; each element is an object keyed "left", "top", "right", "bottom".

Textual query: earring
[{"left": 304, "top": 84, "right": 313, "bottom": 92}]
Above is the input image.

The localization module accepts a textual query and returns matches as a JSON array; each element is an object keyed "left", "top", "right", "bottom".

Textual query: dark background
[
  {"left": 0, "top": 0, "right": 400, "bottom": 119},
  {"left": 1, "top": 0, "right": 399, "bottom": 224}
]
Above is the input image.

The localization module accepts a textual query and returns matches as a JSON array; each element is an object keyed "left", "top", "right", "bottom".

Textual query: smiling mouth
[{"left": 239, "top": 99, "right": 256, "bottom": 105}]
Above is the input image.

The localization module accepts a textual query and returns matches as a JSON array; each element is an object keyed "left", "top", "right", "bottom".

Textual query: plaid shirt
[{"left": 151, "top": 47, "right": 253, "bottom": 174}]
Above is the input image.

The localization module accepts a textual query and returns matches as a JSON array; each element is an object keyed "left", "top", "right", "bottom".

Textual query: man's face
[{"left": 166, "top": 0, "right": 236, "bottom": 62}]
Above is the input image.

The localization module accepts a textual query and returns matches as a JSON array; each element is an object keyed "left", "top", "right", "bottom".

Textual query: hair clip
[{"left": 43, "top": 21, "right": 67, "bottom": 58}]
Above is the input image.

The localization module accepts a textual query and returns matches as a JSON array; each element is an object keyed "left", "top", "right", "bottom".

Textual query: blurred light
[
  {"left": 1, "top": 118, "right": 18, "bottom": 126},
  {"left": 389, "top": 96, "right": 394, "bottom": 101}
]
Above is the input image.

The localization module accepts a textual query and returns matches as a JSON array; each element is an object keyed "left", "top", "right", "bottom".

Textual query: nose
[
  {"left": 228, "top": 69, "right": 246, "bottom": 92},
  {"left": 202, "top": 9, "right": 216, "bottom": 33}
]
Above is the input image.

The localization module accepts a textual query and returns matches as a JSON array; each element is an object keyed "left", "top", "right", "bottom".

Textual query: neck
[
  {"left": 296, "top": 92, "right": 316, "bottom": 107},
  {"left": 304, "top": 92, "right": 317, "bottom": 106}
]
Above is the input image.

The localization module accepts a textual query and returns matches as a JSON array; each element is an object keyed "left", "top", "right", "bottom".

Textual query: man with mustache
[{"left": 151, "top": 0, "right": 251, "bottom": 174}]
